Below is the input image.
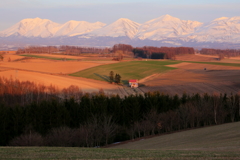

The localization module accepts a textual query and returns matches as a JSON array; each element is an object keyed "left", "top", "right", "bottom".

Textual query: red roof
[{"left": 129, "top": 79, "right": 138, "bottom": 82}]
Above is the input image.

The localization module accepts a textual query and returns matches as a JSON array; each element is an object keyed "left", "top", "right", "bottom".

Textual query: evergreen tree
[
  {"left": 115, "top": 74, "right": 121, "bottom": 84},
  {"left": 118, "top": 74, "right": 121, "bottom": 83},
  {"left": 109, "top": 71, "right": 114, "bottom": 83}
]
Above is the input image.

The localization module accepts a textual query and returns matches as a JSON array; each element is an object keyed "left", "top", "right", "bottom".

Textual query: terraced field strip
[
  {"left": 123, "top": 86, "right": 137, "bottom": 95},
  {"left": 20, "top": 54, "right": 78, "bottom": 61},
  {"left": 118, "top": 86, "right": 129, "bottom": 97},
  {"left": 70, "top": 60, "right": 180, "bottom": 84},
  {"left": 134, "top": 87, "right": 145, "bottom": 96}
]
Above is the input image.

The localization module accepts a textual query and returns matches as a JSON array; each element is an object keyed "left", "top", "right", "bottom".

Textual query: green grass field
[
  {"left": 0, "top": 147, "right": 239, "bottom": 160},
  {"left": 20, "top": 54, "right": 77, "bottom": 61},
  {"left": 70, "top": 60, "right": 180, "bottom": 84}
]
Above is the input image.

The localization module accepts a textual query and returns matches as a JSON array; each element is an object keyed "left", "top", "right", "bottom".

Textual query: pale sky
[{"left": 0, "top": 0, "right": 239, "bottom": 31}]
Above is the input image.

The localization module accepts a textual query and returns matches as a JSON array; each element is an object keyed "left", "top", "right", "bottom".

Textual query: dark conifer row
[{"left": 0, "top": 77, "right": 240, "bottom": 147}]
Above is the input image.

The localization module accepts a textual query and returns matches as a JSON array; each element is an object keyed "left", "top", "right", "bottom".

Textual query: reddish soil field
[
  {"left": 1, "top": 60, "right": 115, "bottom": 74},
  {"left": 140, "top": 62, "right": 240, "bottom": 95},
  {"left": 0, "top": 70, "right": 120, "bottom": 93},
  {"left": 0, "top": 54, "right": 117, "bottom": 74},
  {"left": 174, "top": 54, "right": 218, "bottom": 61},
  {"left": 0, "top": 54, "right": 120, "bottom": 93}
]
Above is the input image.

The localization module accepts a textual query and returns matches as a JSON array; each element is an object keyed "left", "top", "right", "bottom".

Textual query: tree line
[
  {"left": 200, "top": 48, "right": 240, "bottom": 60},
  {"left": 16, "top": 46, "right": 110, "bottom": 55},
  {"left": 133, "top": 46, "right": 195, "bottom": 59},
  {"left": 16, "top": 44, "right": 240, "bottom": 61},
  {"left": 16, "top": 44, "right": 196, "bottom": 60},
  {"left": 0, "top": 77, "right": 240, "bottom": 147}
]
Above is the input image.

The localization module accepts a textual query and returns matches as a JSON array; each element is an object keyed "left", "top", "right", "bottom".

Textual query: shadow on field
[
  {"left": 122, "top": 80, "right": 129, "bottom": 85},
  {"left": 94, "top": 73, "right": 110, "bottom": 82}
]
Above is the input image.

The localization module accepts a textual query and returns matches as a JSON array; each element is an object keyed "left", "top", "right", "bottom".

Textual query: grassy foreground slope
[
  {"left": 1, "top": 147, "right": 240, "bottom": 160},
  {"left": 70, "top": 60, "right": 180, "bottom": 84},
  {"left": 0, "top": 123, "right": 239, "bottom": 159},
  {"left": 0, "top": 147, "right": 240, "bottom": 160},
  {"left": 111, "top": 122, "right": 240, "bottom": 151}
]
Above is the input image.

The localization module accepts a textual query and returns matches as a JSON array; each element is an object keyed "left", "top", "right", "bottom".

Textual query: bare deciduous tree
[{"left": 9, "top": 132, "right": 43, "bottom": 146}]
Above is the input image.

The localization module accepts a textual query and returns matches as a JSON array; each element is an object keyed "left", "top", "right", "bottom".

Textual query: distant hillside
[{"left": 111, "top": 122, "right": 240, "bottom": 151}]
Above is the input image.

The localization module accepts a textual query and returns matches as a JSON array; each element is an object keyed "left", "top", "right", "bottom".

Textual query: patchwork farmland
[
  {"left": 0, "top": 52, "right": 240, "bottom": 96},
  {"left": 1, "top": 51, "right": 240, "bottom": 159}
]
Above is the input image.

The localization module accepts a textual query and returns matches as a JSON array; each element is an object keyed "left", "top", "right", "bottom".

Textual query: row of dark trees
[
  {"left": 133, "top": 46, "right": 195, "bottom": 59},
  {"left": 16, "top": 46, "right": 110, "bottom": 55},
  {"left": 16, "top": 44, "right": 240, "bottom": 61},
  {"left": 112, "top": 44, "right": 133, "bottom": 53},
  {"left": 16, "top": 44, "right": 196, "bottom": 60},
  {"left": 0, "top": 77, "right": 240, "bottom": 147},
  {"left": 200, "top": 48, "right": 240, "bottom": 59}
]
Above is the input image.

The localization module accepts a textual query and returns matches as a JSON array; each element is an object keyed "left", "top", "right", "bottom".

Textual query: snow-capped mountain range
[
  {"left": 0, "top": 17, "right": 106, "bottom": 38},
  {"left": 1, "top": 15, "right": 240, "bottom": 49}
]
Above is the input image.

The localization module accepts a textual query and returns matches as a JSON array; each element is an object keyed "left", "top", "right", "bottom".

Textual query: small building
[{"left": 129, "top": 79, "right": 138, "bottom": 88}]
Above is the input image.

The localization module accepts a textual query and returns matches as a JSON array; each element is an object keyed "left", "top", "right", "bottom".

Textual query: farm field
[
  {"left": 1, "top": 52, "right": 240, "bottom": 95},
  {"left": 21, "top": 53, "right": 85, "bottom": 59},
  {"left": 1, "top": 122, "right": 240, "bottom": 160},
  {"left": 0, "top": 60, "right": 114, "bottom": 74},
  {"left": 0, "top": 70, "right": 119, "bottom": 93},
  {"left": 20, "top": 54, "right": 79, "bottom": 61},
  {"left": 70, "top": 60, "right": 180, "bottom": 84},
  {"left": 0, "top": 53, "right": 119, "bottom": 93},
  {"left": 140, "top": 61, "right": 240, "bottom": 95}
]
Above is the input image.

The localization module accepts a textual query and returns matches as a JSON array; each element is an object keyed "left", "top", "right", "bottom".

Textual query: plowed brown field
[
  {"left": 0, "top": 54, "right": 119, "bottom": 93},
  {"left": 175, "top": 54, "right": 218, "bottom": 61},
  {"left": 1, "top": 60, "right": 115, "bottom": 74},
  {"left": 140, "top": 61, "right": 240, "bottom": 95}
]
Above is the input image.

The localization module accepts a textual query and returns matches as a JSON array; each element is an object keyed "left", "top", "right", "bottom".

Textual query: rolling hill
[{"left": 110, "top": 122, "right": 240, "bottom": 151}]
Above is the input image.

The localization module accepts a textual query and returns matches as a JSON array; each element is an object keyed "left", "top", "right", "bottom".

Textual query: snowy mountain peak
[
  {"left": 95, "top": 21, "right": 106, "bottom": 25},
  {"left": 20, "top": 17, "right": 54, "bottom": 25},
  {"left": 1, "top": 15, "right": 240, "bottom": 47},
  {"left": 159, "top": 14, "right": 179, "bottom": 21},
  {"left": 229, "top": 16, "right": 240, "bottom": 21},
  {"left": 211, "top": 16, "right": 240, "bottom": 23},
  {"left": 0, "top": 17, "right": 60, "bottom": 38},
  {"left": 136, "top": 15, "right": 202, "bottom": 40},
  {"left": 116, "top": 18, "right": 134, "bottom": 22},
  {"left": 189, "top": 16, "right": 240, "bottom": 43},
  {"left": 145, "top": 14, "right": 180, "bottom": 24},
  {"left": 213, "top": 17, "right": 229, "bottom": 21},
  {"left": 84, "top": 18, "right": 140, "bottom": 39},
  {"left": 0, "top": 18, "right": 106, "bottom": 38},
  {"left": 55, "top": 20, "right": 106, "bottom": 37}
]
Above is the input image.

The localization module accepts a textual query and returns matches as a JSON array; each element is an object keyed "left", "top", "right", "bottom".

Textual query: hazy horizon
[{"left": 0, "top": 0, "right": 239, "bottom": 31}]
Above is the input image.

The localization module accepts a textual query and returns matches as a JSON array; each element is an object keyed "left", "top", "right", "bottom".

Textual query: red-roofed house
[{"left": 129, "top": 79, "right": 138, "bottom": 88}]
